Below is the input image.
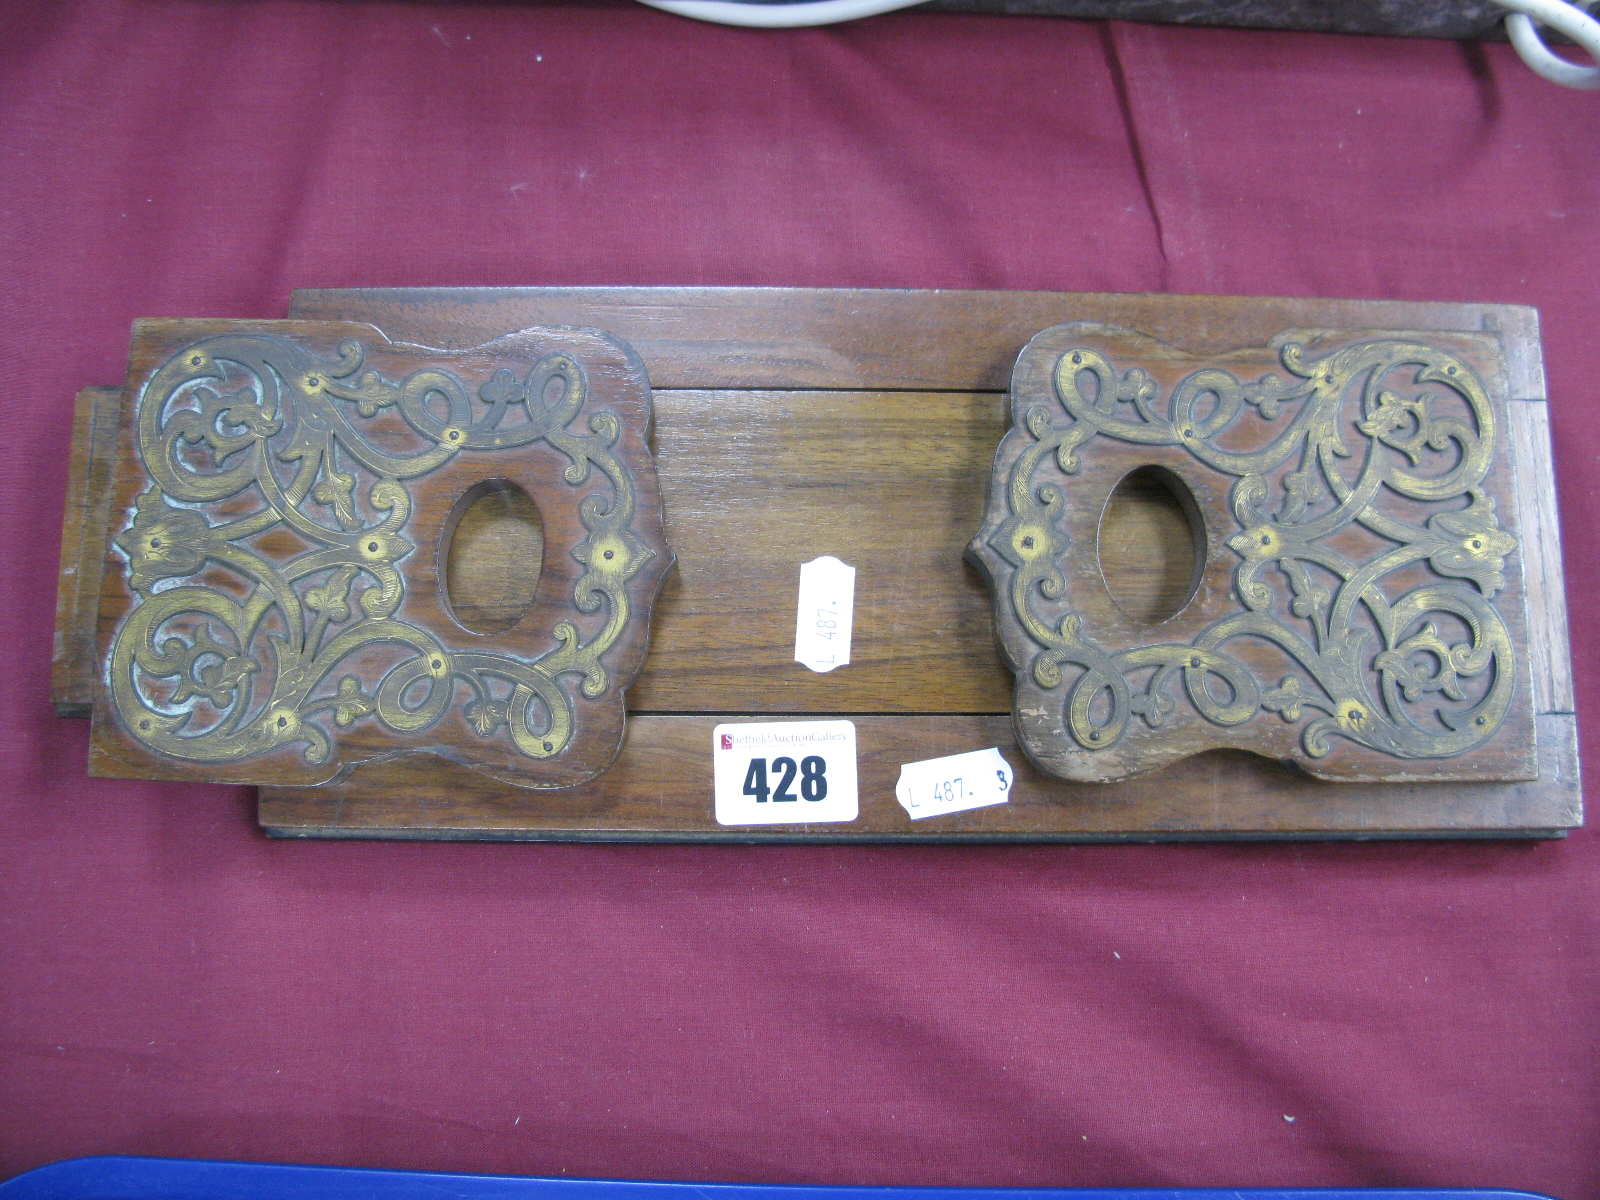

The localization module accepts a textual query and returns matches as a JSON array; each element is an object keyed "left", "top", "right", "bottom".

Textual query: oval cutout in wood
[
  {"left": 1097, "top": 465, "right": 1205, "bottom": 625},
  {"left": 441, "top": 480, "right": 544, "bottom": 635}
]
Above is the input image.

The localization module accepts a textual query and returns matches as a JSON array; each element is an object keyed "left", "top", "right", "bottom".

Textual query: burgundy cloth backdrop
[{"left": 1, "top": 1, "right": 1597, "bottom": 1195}]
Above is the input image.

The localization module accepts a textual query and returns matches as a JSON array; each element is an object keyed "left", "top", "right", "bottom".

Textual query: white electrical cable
[
  {"left": 634, "top": 0, "right": 923, "bottom": 26},
  {"left": 1494, "top": 0, "right": 1600, "bottom": 87}
]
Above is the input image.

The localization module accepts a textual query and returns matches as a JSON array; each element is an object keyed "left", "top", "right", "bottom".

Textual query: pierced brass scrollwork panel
[
  {"left": 969, "top": 323, "right": 1537, "bottom": 784},
  {"left": 92, "top": 320, "right": 673, "bottom": 789}
]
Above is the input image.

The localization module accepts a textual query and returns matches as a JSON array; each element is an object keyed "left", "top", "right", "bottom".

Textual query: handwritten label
[
  {"left": 714, "top": 721, "right": 859, "bottom": 826},
  {"left": 895, "top": 747, "right": 1014, "bottom": 820},
  {"left": 794, "top": 555, "right": 855, "bottom": 673}
]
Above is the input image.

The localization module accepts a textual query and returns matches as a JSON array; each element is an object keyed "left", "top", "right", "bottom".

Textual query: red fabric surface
[{"left": 1, "top": 1, "right": 1597, "bottom": 1194}]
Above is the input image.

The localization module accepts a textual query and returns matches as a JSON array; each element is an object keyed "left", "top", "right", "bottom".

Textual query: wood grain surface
[
  {"left": 258, "top": 712, "right": 1583, "bottom": 840},
  {"left": 444, "top": 481, "right": 546, "bottom": 634},
  {"left": 56, "top": 287, "right": 1579, "bottom": 838},
  {"left": 970, "top": 322, "right": 1538, "bottom": 784},
  {"left": 1096, "top": 468, "right": 1202, "bottom": 625},
  {"left": 51, "top": 387, "right": 121, "bottom": 717},
  {"left": 1509, "top": 398, "right": 1575, "bottom": 715},
  {"left": 86, "top": 320, "right": 674, "bottom": 790},
  {"left": 288, "top": 286, "right": 1548, "bottom": 399},
  {"left": 636, "top": 388, "right": 1011, "bottom": 713}
]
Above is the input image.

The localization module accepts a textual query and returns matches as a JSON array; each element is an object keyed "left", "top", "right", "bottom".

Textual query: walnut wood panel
[
  {"left": 1096, "top": 469, "right": 1201, "bottom": 625},
  {"left": 1508, "top": 399, "right": 1574, "bottom": 715},
  {"left": 288, "top": 288, "right": 1547, "bottom": 400},
  {"left": 634, "top": 388, "right": 1012, "bottom": 713},
  {"left": 88, "top": 320, "right": 673, "bottom": 790},
  {"left": 55, "top": 288, "right": 1578, "bottom": 839},
  {"left": 971, "top": 323, "right": 1537, "bottom": 784},
  {"left": 444, "top": 481, "right": 546, "bottom": 633},
  {"left": 53, "top": 387, "right": 122, "bottom": 717},
  {"left": 258, "top": 712, "right": 1582, "bottom": 840}
]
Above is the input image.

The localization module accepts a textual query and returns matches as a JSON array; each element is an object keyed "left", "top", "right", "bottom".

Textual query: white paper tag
[
  {"left": 714, "top": 721, "right": 859, "bottom": 826},
  {"left": 794, "top": 555, "right": 855, "bottom": 673},
  {"left": 895, "top": 747, "right": 1014, "bottom": 820}
]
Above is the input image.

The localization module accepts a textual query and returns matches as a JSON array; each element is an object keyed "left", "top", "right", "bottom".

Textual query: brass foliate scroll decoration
[
  {"left": 969, "top": 323, "right": 1537, "bottom": 784},
  {"left": 94, "top": 321, "right": 673, "bottom": 789}
]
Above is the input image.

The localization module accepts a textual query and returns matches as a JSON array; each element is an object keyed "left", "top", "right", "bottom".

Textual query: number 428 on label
[
  {"left": 714, "top": 720, "right": 859, "bottom": 825},
  {"left": 742, "top": 755, "right": 829, "bottom": 803}
]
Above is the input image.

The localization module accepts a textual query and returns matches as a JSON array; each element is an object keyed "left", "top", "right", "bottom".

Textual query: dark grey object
[{"left": 919, "top": 0, "right": 1512, "bottom": 38}]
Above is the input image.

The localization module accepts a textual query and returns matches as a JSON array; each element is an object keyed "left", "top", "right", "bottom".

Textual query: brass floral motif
[
  {"left": 972, "top": 333, "right": 1522, "bottom": 776},
  {"left": 107, "top": 333, "right": 652, "bottom": 770}
]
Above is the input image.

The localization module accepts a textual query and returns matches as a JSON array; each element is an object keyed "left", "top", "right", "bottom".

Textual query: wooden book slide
[{"left": 54, "top": 289, "right": 1580, "bottom": 841}]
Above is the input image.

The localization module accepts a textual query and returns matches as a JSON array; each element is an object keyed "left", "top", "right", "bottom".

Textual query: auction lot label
[{"left": 713, "top": 720, "right": 859, "bottom": 826}]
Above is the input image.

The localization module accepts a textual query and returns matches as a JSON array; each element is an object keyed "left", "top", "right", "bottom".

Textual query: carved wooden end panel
[
  {"left": 90, "top": 320, "right": 674, "bottom": 790},
  {"left": 969, "top": 323, "right": 1538, "bottom": 784}
]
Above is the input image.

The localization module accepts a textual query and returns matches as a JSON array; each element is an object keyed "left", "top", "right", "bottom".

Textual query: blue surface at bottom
[{"left": 0, "top": 1158, "right": 1565, "bottom": 1200}]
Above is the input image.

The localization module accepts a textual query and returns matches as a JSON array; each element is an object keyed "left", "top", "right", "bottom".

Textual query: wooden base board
[
  {"left": 259, "top": 713, "right": 1583, "bottom": 841},
  {"left": 59, "top": 288, "right": 1581, "bottom": 841}
]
